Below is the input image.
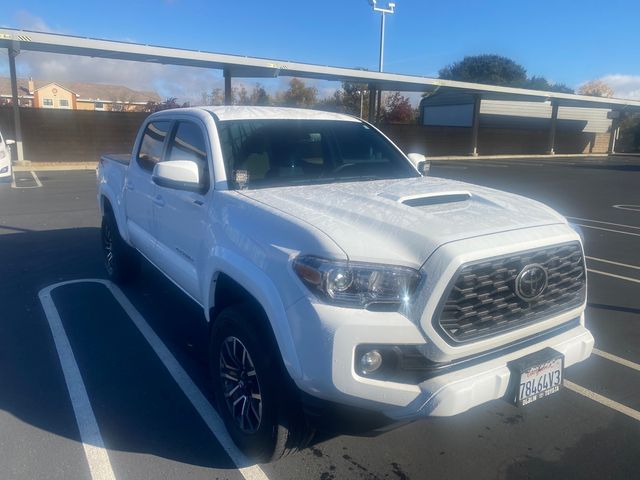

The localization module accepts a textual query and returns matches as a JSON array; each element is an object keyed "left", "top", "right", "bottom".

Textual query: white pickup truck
[{"left": 97, "top": 106, "right": 594, "bottom": 461}]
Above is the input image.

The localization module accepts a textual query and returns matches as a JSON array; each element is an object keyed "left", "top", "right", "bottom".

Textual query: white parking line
[
  {"left": 592, "top": 348, "right": 640, "bottom": 372},
  {"left": 566, "top": 217, "right": 640, "bottom": 231},
  {"left": 586, "top": 256, "right": 640, "bottom": 271},
  {"left": 31, "top": 170, "right": 43, "bottom": 187},
  {"left": 43, "top": 279, "right": 268, "bottom": 480},
  {"left": 39, "top": 282, "right": 116, "bottom": 480},
  {"left": 574, "top": 223, "right": 640, "bottom": 237},
  {"left": 458, "top": 162, "right": 509, "bottom": 168},
  {"left": 564, "top": 380, "right": 640, "bottom": 422},
  {"left": 436, "top": 164, "right": 467, "bottom": 170},
  {"left": 587, "top": 269, "right": 640, "bottom": 284},
  {"left": 105, "top": 280, "right": 269, "bottom": 480},
  {"left": 11, "top": 171, "right": 43, "bottom": 189},
  {"left": 613, "top": 204, "right": 640, "bottom": 212}
]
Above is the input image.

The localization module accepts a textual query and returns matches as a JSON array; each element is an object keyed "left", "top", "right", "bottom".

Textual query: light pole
[
  {"left": 356, "top": 89, "right": 367, "bottom": 118},
  {"left": 368, "top": 0, "right": 396, "bottom": 73},
  {"left": 367, "top": 1, "right": 395, "bottom": 123}
]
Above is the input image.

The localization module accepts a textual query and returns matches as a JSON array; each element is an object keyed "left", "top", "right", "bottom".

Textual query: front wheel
[{"left": 210, "top": 306, "right": 312, "bottom": 462}]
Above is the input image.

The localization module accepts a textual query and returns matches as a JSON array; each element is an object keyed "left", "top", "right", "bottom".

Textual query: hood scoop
[{"left": 379, "top": 190, "right": 472, "bottom": 207}]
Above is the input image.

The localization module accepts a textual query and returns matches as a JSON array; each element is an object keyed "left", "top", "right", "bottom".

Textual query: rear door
[
  {"left": 125, "top": 120, "right": 173, "bottom": 261},
  {"left": 153, "top": 119, "right": 211, "bottom": 300}
]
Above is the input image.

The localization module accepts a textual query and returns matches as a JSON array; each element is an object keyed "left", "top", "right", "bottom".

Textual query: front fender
[{"left": 202, "top": 246, "right": 303, "bottom": 382}]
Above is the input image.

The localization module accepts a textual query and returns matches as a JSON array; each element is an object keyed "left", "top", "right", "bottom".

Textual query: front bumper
[
  {"left": 384, "top": 321, "right": 593, "bottom": 419},
  {"left": 285, "top": 295, "right": 593, "bottom": 420}
]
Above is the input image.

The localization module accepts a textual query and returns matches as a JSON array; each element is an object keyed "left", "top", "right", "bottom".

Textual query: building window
[
  {"left": 43, "top": 98, "right": 54, "bottom": 107},
  {"left": 95, "top": 102, "right": 105, "bottom": 110},
  {"left": 59, "top": 99, "right": 69, "bottom": 108}
]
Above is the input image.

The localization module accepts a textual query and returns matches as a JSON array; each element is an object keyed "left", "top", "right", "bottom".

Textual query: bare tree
[{"left": 578, "top": 80, "right": 614, "bottom": 98}]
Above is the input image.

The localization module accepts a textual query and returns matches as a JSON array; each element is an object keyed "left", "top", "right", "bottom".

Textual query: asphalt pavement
[{"left": 0, "top": 156, "right": 639, "bottom": 480}]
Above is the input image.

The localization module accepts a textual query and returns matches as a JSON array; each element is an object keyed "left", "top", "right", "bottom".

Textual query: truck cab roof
[{"left": 151, "top": 105, "right": 361, "bottom": 123}]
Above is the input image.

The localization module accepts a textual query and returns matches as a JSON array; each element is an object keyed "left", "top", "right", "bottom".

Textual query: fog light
[{"left": 359, "top": 349, "right": 383, "bottom": 374}]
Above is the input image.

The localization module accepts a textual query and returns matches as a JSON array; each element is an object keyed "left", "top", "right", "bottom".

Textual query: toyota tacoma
[{"left": 97, "top": 106, "right": 593, "bottom": 461}]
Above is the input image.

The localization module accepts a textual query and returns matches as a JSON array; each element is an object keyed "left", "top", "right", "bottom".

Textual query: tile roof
[{"left": 0, "top": 77, "right": 160, "bottom": 103}]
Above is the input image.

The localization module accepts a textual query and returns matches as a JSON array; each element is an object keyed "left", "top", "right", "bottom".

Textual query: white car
[
  {"left": 0, "top": 130, "right": 14, "bottom": 180},
  {"left": 97, "top": 106, "right": 593, "bottom": 462}
]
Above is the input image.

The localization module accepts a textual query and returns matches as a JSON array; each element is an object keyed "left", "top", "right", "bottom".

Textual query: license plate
[{"left": 508, "top": 348, "right": 564, "bottom": 407}]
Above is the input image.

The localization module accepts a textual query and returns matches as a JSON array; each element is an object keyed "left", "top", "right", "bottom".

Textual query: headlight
[{"left": 292, "top": 255, "right": 422, "bottom": 309}]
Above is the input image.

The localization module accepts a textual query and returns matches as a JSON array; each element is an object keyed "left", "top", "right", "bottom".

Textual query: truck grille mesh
[{"left": 436, "top": 242, "right": 585, "bottom": 344}]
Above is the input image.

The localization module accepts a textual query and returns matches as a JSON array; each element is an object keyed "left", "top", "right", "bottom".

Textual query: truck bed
[{"left": 101, "top": 153, "right": 130, "bottom": 165}]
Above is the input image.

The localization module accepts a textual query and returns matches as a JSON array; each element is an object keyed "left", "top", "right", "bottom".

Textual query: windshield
[{"left": 216, "top": 119, "right": 419, "bottom": 189}]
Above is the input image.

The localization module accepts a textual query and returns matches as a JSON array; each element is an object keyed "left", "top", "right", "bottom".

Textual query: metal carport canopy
[{"left": 3, "top": 27, "right": 640, "bottom": 111}]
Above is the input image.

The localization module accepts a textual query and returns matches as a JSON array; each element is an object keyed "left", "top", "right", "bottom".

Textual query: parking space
[{"left": 0, "top": 157, "right": 639, "bottom": 479}]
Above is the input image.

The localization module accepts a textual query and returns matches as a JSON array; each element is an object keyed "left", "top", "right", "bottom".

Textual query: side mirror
[
  {"left": 5, "top": 139, "right": 15, "bottom": 146},
  {"left": 407, "top": 152, "right": 431, "bottom": 176},
  {"left": 152, "top": 160, "right": 203, "bottom": 192}
]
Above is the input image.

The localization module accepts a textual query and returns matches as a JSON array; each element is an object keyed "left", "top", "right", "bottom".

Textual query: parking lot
[{"left": 0, "top": 155, "right": 639, "bottom": 480}]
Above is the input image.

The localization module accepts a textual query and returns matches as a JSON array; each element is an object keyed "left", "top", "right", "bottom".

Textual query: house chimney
[{"left": 28, "top": 76, "right": 35, "bottom": 95}]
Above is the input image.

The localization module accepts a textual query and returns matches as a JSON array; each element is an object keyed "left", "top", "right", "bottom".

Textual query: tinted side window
[
  {"left": 166, "top": 121, "right": 210, "bottom": 189},
  {"left": 137, "top": 121, "right": 172, "bottom": 172}
]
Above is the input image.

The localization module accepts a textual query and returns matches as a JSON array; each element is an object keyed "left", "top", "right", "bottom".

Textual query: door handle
[
  {"left": 193, "top": 199, "right": 204, "bottom": 206},
  {"left": 125, "top": 181, "right": 134, "bottom": 191},
  {"left": 153, "top": 195, "right": 165, "bottom": 207}
]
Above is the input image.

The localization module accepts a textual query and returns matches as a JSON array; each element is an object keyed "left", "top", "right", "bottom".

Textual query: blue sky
[{"left": 2, "top": 0, "right": 640, "bottom": 102}]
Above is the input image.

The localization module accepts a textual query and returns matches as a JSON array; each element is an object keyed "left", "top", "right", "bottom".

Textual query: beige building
[{"left": 0, "top": 77, "right": 160, "bottom": 111}]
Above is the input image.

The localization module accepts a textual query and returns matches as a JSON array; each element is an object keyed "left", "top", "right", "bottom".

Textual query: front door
[
  {"left": 125, "top": 120, "right": 172, "bottom": 261},
  {"left": 153, "top": 120, "right": 211, "bottom": 301}
]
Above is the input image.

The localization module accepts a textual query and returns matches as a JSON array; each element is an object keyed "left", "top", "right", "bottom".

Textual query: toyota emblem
[{"left": 515, "top": 264, "right": 548, "bottom": 301}]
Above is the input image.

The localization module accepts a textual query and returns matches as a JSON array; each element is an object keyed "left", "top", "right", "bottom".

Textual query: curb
[
  {"left": 428, "top": 154, "right": 609, "bottom": 161},
  {"left": 13, "top": 162, "right": 98, "bottom": 172}
]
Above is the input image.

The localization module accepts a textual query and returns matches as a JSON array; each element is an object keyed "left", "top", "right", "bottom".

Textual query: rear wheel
[
  {"left": 210, "top": 305, "right": 312, "bottom": 462},
  {"left": 101, "top": 211, "right": 140, "bottom": 284}
]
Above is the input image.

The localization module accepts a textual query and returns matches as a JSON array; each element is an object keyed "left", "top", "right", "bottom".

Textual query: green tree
[
  {"left": 315, "top": 90, "right": 344, "bottom": 113},
  {"left": 524, "top": 75, "right": 574, "bottom": 93},
  {"left": 280, "top": 78, "right": 318, "bottom": 107},
  {"left": 439, "top": 54, "right": 527, "bottom": 87},
  {"left": 316, "top": 82, "right": 369, "bottom": 118},
  {"left": 618, "top": 112, "right": 640, "bottom": 152},
  {"left": 339, "top": 82, "right": 369, "bottom": 118}
]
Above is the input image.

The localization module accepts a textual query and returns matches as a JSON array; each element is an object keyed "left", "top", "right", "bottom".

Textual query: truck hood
[{"left": 238, "top": 177, "right": 566, "bottom": 267}]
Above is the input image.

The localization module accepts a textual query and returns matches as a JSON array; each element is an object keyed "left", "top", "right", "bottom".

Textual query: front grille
[{"left": 435, "top": 242, "right": 586, "bottom": 344}]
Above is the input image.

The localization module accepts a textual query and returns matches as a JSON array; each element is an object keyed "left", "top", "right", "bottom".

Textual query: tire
[
  {"left": 210, "top": 305, "right": 312, "bottom": 462},
  {"left": 101, "top": 211, "right": 140, "bottom": 284}
]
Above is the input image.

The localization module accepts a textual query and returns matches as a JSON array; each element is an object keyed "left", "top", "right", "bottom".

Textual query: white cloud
[
  {"left": 14, "top": 9, "right": 60, "bottom": 33},
  {"left": 2, "top": 11, "right": 224, "bottom": 104},
  {"left": 597, "top": 74, "right": 640, "bottom": 100},
  {"left": 13, "top": 51, "right": 225, "bottom": 104}
]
